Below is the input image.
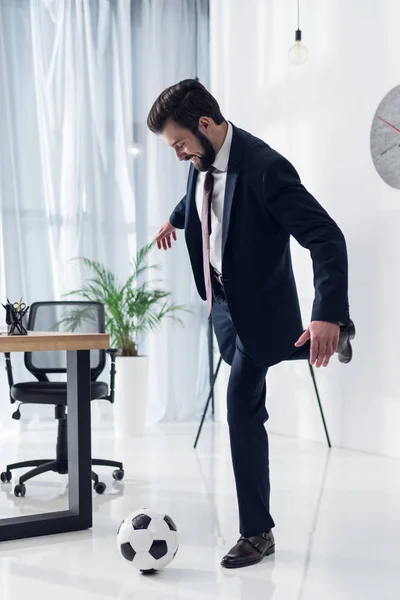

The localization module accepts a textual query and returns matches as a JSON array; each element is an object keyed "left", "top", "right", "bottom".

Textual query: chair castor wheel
[
  {"left": 14, "top": 484, "right": 26, "bottom": 497},
  {"left": 112, "top": 469, "right": 124, "bottom": 481},
  {"left": 0, "top": 471, "right": 12, "bottom": 483},
  {"left": 94, "top": 481, "right": 106, "bottom": 494}
]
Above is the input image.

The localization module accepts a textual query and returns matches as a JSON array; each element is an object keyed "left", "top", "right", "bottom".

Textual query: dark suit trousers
[{"left": 212, "top": 284, "right": 310, "bottom": 538}]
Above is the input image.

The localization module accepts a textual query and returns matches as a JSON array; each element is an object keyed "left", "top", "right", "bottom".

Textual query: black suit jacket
[{"left": 170, "top": 124, "right": 350, "bottom": 367}]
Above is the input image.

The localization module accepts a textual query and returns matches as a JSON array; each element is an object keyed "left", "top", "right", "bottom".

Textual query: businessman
[{"left": 147, "top": 79, "right": 355, "bottom": 569}]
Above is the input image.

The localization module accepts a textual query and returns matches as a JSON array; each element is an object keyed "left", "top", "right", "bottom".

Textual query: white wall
[{"left": 210, "top": 0, "right": 400, "bottom": 458}]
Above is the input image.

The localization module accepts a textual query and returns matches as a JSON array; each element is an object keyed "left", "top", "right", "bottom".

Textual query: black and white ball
[{"left": 117, "top": 509, "right": 179, "bottom": 573}]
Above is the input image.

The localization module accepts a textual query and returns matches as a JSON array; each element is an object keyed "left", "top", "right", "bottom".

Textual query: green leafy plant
[{"left": 64, "top": 242, "right": 187, "bottom": 356}]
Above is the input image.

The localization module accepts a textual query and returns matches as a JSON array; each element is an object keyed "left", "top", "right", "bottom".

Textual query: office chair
[{"left": 1, "top": 301, "right": 124, "bottom": 497}]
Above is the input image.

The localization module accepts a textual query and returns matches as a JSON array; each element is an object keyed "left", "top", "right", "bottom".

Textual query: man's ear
[{"left": 198, "top": 117, "right": 213, "bottom": 132}]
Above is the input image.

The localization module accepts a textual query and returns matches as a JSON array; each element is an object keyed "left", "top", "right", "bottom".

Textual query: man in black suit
[{"left": 147, "top": 79, "right": 355, "bottom": 569}]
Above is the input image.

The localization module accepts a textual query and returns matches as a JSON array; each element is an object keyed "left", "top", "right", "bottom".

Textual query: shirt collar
[{"left": 212, "top": 121, "right": 233, "bottom": 173}]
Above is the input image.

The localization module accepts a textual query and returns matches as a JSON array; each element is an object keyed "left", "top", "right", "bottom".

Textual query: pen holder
[{"left": 2, "top": 299, "right": 30, "bottom": 335}]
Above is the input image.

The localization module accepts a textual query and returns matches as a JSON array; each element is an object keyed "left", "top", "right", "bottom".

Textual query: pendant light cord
[{"left": 297, "top": 0, "right": 300, "bottom": 29}]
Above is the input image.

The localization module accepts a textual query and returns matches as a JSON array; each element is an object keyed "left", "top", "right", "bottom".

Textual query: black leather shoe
[
  {"left": 337, "top": 320, "right": 356, "bottom": 364},
  {"left": 221, "top": 531, "right": 275, "bottom": 569}
]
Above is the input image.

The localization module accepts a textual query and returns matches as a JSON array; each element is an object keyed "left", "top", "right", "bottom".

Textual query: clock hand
[
  {"left": 378, "top": 116, "right": 400, "bottom": 135},
  {"left": 380, "top": 141, "right": 399, "bottom": 156}
]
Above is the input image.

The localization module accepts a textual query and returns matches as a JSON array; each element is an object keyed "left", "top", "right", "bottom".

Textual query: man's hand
[
  {"left": 295, "top": 321, "right": 340, "bottom": 368},
  {"left": 155, "top": 220, "right": 177, "bottom": 250}
]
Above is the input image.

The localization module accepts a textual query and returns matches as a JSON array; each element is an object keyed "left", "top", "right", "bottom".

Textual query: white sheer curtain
[
  {"left": 131, "top": 0, "right": 210, "bottom": 422},
  {"left": 0, "top": 0, "right": 210, "bottom": 428},
  {"left": 0, "top": 0, "right": 136, "bottom": 302}
]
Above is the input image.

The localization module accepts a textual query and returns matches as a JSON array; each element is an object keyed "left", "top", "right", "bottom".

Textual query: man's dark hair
[{"left": 147, "top": 79, "right": 225, "bottom": 134}]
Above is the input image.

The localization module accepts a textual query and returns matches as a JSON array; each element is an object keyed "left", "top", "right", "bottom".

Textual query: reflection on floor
[{"left": 0, "top": 422, "right": 399, "bottom": 600}]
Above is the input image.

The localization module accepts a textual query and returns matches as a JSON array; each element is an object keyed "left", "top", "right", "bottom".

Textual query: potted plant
[{"left": 65, "top": 242, "right": 186, "bottom": 436}]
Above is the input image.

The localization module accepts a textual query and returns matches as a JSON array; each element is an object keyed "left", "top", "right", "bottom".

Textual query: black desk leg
[
  {"left": 0, "top": 349, "right": 92, "bottom": 542},
  {"left": 67, "top": 349, "right": 93, "bottom": 527}
]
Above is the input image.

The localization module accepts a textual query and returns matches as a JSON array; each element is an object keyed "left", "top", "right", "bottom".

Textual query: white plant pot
[{"left": 114, "top": 356, "right": 149, "bottom": 437}]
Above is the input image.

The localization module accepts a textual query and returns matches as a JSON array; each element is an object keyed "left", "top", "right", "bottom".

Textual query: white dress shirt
[{"left": 195, "top": 121, "right": 233, "bottom": 275}]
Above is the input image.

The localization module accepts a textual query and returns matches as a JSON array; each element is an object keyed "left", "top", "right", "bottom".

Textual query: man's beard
[{"left": 184, "top": 130, "right": 215, "bottom": 172}]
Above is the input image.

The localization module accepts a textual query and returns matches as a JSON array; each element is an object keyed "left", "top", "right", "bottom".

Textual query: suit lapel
[
  {"left": 184, "top": 163, "right": 205, "bottom": 297},
  {"left": 222, "top": 125, "right": 243, "bottom": 261},
  {"left": 185, "top": 164, "right": 198, "bottom": 229},
  {"left": 222, "top": 169, "right": 239, "bottom": 260}
]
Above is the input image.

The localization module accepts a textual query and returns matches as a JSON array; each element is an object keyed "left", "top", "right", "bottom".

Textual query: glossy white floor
[{"left": 0, "top": 422, "right": 399, "bottom": 600}]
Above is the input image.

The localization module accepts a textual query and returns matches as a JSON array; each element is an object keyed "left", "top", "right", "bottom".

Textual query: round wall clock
[{"left": 370, "top": 84, "right": 400, "bottom": 189}]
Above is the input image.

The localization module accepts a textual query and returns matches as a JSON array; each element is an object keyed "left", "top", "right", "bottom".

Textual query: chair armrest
[
  {"left": 105, "top": 348, "right": 119, "bottom": 403},
  {"left": 3, "top": 353, "right": 15, "bottom": 403}
]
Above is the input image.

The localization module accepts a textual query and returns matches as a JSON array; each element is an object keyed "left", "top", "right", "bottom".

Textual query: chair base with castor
[{"left": 1, "top": 405, "right": 124, "bottom": 497}]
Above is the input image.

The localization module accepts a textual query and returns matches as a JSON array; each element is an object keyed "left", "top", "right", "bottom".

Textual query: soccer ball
[{"left": 117, "top": 508, "right": 179, "bottom": 573}]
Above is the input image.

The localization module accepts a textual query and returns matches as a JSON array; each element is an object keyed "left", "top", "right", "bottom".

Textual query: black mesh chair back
[{"left": 25, "top": 301, "right": 106, "bottom": 381}]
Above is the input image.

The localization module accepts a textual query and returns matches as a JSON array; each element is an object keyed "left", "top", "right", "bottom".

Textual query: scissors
[{"left": 13, "top": 299, "right": 27, "bottom": 312}]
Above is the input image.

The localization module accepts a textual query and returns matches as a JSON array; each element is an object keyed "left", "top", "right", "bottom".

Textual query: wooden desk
[{"left": 0, "top": 331, "right": 109, "bottom": 542}]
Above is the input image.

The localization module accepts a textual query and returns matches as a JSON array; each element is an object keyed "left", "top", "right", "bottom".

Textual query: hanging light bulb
[
  {"left": 288, "top": 29, "right": 308, "bottom": 66},
  {"left": 288, "top": 0, "right": 308, "bottom": 66}
]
